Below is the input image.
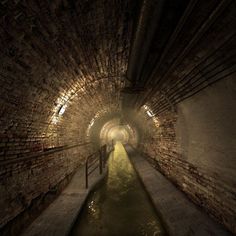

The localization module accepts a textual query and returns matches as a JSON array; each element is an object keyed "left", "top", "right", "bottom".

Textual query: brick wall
[
  {"left": 139, "top": 106, "right": 236, "bottom": 234},
  {"left": 0, "top": 143, "right": 91, "bottom": 229},
  {"left": 0, "top": 1, "right": 131, "bottom": 229}
]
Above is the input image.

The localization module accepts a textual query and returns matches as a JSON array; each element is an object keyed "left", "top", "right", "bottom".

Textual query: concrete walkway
[
  {"left": 125, "top": 146, "right": 233, "bottom": 236},
  {"left": 21, "top": 164, "right": 107, "bottom": 236}
]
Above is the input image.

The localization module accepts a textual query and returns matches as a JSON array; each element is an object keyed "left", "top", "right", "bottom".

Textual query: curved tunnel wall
[
  {"left": 136, "top": 1, "right": 236, "bottom": 233},
  {"left": 0, "top": 0, "right": 133, "bottom": 230},
  {"left": 0, "top": 0, "right": 235, "bottom": 235},
  {"left": 139, "top": 77, "right": 236, "bottom": 233}
]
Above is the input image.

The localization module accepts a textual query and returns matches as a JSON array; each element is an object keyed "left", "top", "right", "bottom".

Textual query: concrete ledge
[
  {"left": 21, "top": 165, "right": 107, "bottom": 236},
  {"left": 125, "top": 146, "right": 233, "bottom": 236}
]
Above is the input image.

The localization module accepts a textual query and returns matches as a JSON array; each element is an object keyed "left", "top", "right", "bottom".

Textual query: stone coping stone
[
  {"left": 21, "top": 165, "right": 107, "bottom": 236},
  {"left": 125, "top": 146, "right": 233, "bottom": 236}
]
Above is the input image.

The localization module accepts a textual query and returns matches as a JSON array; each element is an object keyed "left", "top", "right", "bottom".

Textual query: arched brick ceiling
[
  {"left": 0, "top": 0, "right": 235, "bottom": 149},
  {"left": 49, "top": 77, "right": 125, "bottom": 146},
  {"left": 0, "top": 0, "right": 135, "bottom": 148},
  {"left": 0, "top": 1, "right": 236, "bottom": 234}
]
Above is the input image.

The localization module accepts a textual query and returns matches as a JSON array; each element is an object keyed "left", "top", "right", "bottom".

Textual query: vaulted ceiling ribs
[{"left": 0, "top": 0, "right": 135, "bottom": 138}]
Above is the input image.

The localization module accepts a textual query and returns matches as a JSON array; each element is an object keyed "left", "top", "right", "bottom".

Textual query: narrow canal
[{"left": 71, "top": 142, "right": 166, "bottom": 236}]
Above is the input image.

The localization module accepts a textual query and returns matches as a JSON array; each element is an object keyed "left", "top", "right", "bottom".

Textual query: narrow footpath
[
  {"left": 21, "top": 163, "right": 107, "bottom": 236},
  {"left": 125, "top": 146, "right": 233, "bottom": 236}
]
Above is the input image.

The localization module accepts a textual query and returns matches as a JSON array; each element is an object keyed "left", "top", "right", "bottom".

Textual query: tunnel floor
[{"left": 70, "top": 142, "right": 166, "bottom": 236}]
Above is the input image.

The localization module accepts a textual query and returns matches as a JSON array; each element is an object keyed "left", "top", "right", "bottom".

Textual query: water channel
[{"left": 71, "top": 142, "right": 167, "bottom": 236}]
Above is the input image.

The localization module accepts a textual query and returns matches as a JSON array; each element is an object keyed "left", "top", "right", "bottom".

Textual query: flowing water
[{"left": 71, "top": 142, "right": 167, "bottom": 236}]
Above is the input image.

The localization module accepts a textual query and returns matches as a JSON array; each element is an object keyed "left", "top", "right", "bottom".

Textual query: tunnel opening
[
  {"left": 98, "top": 117, "right": 139, "bottom": 147},
  {"left": 106, "top": 126, "right": 129, "bottom": 143}
]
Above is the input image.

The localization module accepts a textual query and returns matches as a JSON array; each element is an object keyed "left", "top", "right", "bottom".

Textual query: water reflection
[{"left": 71, "top": 142, "right": 167, "bottom": 236}]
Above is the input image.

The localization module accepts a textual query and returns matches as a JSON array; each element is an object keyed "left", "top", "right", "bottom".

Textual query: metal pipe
[
  {"left": 127, "top": 0, "right": 164, "bottom": 86},
  {"left": 140, "top": 0, "right": 232, "bottom": 107},
  {"left": 122, "top": 0, "right": 165, "bottom": 110}
]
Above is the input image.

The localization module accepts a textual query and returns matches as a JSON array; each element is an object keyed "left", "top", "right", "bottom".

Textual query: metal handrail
[
  {"left": 0, "top": 142, "right": 92, "bottom": 167},
  {"left": 85, "top": 144, "right": 107, "bottom": 188}
]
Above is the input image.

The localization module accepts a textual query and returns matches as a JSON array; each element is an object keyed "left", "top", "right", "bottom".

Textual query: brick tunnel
[{"left": 0, "top": 0, "right": 236, "bottom": 235}]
